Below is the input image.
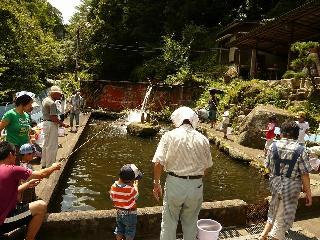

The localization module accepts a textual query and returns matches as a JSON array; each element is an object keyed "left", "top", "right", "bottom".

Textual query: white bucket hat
[
  {"left": 16, "top": 91, "right": 35, "bottom": 99},
  {"left": 171, "top": 106, "right": 199, "bottom": 129}
]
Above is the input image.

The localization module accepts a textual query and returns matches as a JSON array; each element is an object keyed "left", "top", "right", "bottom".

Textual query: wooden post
[
  {"left": 238, "top": 48, "right": 241, "bottom": 74},
  {"left": 287, "top": 50, "right": 292, "bottom": 70},
  {"left": 287, "top": 22, "right": 294, "bottom": 70},
  {"left": 250, "top": 48, "right": 257, "bottom": 78}
]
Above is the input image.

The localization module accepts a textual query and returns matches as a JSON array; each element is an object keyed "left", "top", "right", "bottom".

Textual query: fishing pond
[{"left": 53, "top": 119, "right": 270, "bottom": 212}]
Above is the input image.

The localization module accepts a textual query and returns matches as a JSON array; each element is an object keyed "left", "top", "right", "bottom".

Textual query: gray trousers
[
  {"left": 160, "top": 174, "right": 203, "bottom": 240},
  {"left": 41, "top": 121, "right": 58, "bottom": 167},
  {"left": 69, "top": 111, "right": 80, "bottom": 127}
]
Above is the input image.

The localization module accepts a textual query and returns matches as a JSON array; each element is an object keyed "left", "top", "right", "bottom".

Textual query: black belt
[{"left": 168, "top": 172, "right": 202, "bottom": 179}]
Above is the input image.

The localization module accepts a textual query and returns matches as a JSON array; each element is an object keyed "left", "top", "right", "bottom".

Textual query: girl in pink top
[{"left": 262, "top": 115, "right": 277, "bottom": 156}]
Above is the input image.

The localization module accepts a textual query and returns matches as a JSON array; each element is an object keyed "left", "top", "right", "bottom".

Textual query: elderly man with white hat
[
  {"left": 152, "top": 106, "right": 213, "bottom": 240},
  {"left": 41, "top": 86, "right": 69, "bottom": 168}
]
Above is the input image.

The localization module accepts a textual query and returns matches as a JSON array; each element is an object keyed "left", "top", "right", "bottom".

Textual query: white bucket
[
  {"left": 197, "top": 219, "right": 222, "bottom": 240},
  {"left": 58, "top": 127, "right": 65, "bottom": 137}
]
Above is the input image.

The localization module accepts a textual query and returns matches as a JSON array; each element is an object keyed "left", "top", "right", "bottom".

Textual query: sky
[{"left": 48, "top": 0, "right": 82, "bottom": 24}]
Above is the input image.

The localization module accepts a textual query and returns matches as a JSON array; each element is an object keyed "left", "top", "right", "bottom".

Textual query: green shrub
[{"left": 196, "top": 79, "right": 289, "bottom": 120}]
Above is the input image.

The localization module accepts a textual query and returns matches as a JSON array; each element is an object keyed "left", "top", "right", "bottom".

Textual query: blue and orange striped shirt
[{"left": 109, "top": 182, "right": 139, "bottom": 210}]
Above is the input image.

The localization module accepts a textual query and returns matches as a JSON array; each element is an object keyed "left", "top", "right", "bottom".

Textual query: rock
[
  {"left": 236, "top": 114, "right": 246, "bottom": 123},
  {"left": 237, "top": 105, "right": 295, "bottom": 149},
  {"left": 127, "top": 122, "right": 160, "bottom": 137},
  {"left": 291, "top": 78, "right": 301, "bottom": 89}
]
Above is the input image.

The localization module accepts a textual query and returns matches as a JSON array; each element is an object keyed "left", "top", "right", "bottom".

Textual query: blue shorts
[
  {"left": 208, "top": 110, "right": 217, "bottom": 121},
  {"left": 114, "top": 211, "right": 137, "bottom": 239}
]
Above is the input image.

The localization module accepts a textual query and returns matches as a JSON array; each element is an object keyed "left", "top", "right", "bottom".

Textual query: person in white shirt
[
  {"left": 55, "top": 94, "right": 66, "bottom": 122},
  {"left": 295, "top": 112, "right": 309, "bottom": 145},
  {"left": 152, "top": 106, "right": 213, "bottom": 240},
  {"left": 221, "top": 110, "right": 230, "bottom": 139}
]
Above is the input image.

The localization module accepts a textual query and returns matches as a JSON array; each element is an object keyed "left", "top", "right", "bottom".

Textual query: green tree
[{"left": 0, "top": 0, "right": 65, "bottom": 101}]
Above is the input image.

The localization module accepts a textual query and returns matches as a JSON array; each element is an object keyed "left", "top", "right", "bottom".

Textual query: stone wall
[
  {"left": 37, "top": 200, "right": 247, "bottom": 239},
  {"left": 268, "top": 77, "right": 320, "bottom": 101},
  {"left": 80, "top": 80, "right": 204, "bottom": 112}
]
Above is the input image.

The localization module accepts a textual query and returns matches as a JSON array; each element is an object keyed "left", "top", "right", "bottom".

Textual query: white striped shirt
[{"left": 152, "top": 124, "right": 213, "bottom": 176}]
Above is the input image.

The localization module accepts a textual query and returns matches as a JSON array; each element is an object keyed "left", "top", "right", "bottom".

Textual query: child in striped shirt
[{"left": 110, "top": 164, "right": 142, "bottom": 240}]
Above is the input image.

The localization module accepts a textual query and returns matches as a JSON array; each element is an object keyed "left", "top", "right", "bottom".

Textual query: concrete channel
[{"left": 6, "top": 113, "right": 320, "bottom": 239}]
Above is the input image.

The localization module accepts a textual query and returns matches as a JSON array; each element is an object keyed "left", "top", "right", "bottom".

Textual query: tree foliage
[
  {"left": 283, "top": 41, "right": 320, "bottom": 81},
  {"left": 0, "top": 0, "right": 310, "bottom": 102},
  {"left": 68, "top": 0, "right": 307, "bottom": 82},
  {"left": 0, "top": 0, "right": 65, "bottom": 101}
]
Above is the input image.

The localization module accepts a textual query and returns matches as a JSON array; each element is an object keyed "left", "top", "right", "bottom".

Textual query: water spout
[
  {"left": 127, "top": 83, "right": 153, "bottom": 124},
  {"left": 141, "top": 85, "right": 152, "bottom": 112}
]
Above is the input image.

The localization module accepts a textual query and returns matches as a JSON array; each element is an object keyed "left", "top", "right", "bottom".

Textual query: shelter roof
[
  {"left": 216, "top": 21, "right": 260, "bottom": 43},
  {"left": 229, "top": 1, "right": 320, "bottom": 54}
]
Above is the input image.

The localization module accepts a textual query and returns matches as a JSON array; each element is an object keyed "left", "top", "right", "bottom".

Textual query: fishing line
[{"left": 59, "top": 124, "right": 109, "bottom": 162}]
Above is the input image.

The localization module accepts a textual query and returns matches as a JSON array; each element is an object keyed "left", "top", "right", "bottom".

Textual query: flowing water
[
  {"left": 126, "top": 83, "right": 153, "bottom": 123},
  {"left": 53, "top": 119, "right": 269, "bottom": 212}
]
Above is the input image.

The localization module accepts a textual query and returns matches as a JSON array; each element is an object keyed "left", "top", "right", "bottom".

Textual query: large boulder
[
  {"left": 237, "top": 105, "right": 295, "bottom": 149},
  {"left": 127, "top": 122, "right": 160, "bottom": 138}
]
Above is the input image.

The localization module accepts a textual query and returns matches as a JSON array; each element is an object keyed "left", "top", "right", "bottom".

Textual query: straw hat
[
  {"left": 31, "top": 101, "right": 40, "bottom": 107},
  {"left": 50, "top": 86, "right": 62, "bottom": 94}
]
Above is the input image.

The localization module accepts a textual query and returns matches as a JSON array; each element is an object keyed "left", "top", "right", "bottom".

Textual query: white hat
[
  {"left": 50, "top": 86, "right": 62, "bottom": 93},
  {"left": 171, "top": 106, "right": 199, "bottom": 129},
  {"left": 32, "top": 101, "right": 40, "bottom": 107},
  {"left": 223, "top": 111, "right": 230, "bottom": 117},
  {"left": 16, "top": 91, "right": 35, "bottom": 99}
]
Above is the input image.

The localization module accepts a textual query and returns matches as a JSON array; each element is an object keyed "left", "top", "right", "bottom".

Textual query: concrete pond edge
[{"left": 15, "top": 113, "right": 320, "bottom": 239}]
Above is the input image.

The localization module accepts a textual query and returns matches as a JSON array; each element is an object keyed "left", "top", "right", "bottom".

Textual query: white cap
[
  {"left": 16, "top": 91, "right": 35, "bottom": 99},
  {"left": 223, "top": 111, "right": 230, "bottom": 117},
  {"left": 171, "top": 106, "right": 199, "bottom": 129}
]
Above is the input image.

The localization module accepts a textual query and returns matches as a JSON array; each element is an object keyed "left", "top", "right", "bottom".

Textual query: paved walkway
[
  {"left": 199, "top": 123, "right": 320, "bottom": 239},
  {"left": 34, "top": 113, "right": 91, "bottom": 202}
]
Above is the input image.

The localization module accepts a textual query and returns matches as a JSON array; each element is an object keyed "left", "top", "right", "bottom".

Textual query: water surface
[{"left": 53, "top": 120, "right": 269, "bottom": 212}]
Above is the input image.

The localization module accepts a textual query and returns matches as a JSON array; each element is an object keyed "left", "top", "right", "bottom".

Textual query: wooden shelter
[{"left": 225, "top": 1, "right": 320, "bottom": 79}]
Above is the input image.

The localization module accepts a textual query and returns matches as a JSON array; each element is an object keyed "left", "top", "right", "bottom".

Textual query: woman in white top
[{"left": 295, "top": 111, "right": 309, "bottom": 145}]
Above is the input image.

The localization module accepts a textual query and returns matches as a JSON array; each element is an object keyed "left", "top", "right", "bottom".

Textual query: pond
[{"left": 52, "top": 119, "right": 269, "bottom": 212}]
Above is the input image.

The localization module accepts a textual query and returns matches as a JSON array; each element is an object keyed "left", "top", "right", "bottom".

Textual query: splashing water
[
  {"left": 127, "top": 84, "right": 153, "bottom": 123},
  {"left": 127, "top": 110, "right": 143, "bottom": 123},
  {"left": 141, "top": 85, "right": 153, "bottom": 112}
]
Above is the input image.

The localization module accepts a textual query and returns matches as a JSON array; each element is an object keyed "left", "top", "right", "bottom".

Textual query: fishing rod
[{"left": 59, "top": 125, "right": 109, "bottom": 162}]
